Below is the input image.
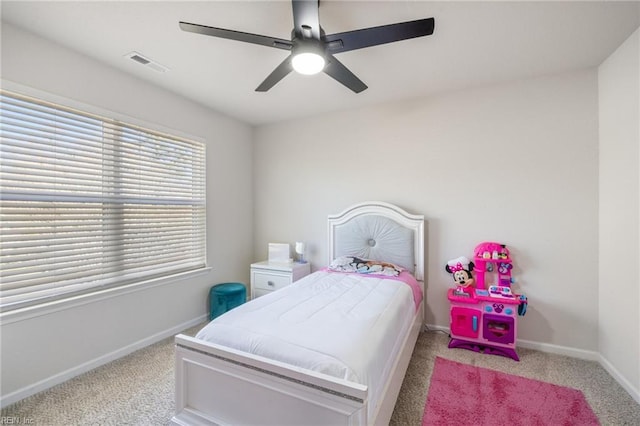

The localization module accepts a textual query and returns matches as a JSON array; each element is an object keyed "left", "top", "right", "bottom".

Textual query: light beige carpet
[{"left": 2, "top": 325, "right": 639, "bottom": 425}]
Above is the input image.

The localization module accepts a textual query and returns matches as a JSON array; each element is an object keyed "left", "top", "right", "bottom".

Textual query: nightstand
[{"left": 250, "top": 261, "right": 311, "bottom": 299}]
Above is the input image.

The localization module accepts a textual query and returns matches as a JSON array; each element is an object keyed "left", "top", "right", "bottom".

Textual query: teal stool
[{"left": 209, "top": 283, "right": 246, "bottom": 320}]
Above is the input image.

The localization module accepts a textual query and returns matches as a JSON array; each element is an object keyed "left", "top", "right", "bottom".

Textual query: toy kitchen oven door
[{"left": 447, "top": 242, "right": 524, "bottom": 361}]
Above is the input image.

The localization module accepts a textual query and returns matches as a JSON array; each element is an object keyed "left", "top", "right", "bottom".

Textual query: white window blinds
[{"left": 0, "top": 91, "right": 206, "bottom": 311}]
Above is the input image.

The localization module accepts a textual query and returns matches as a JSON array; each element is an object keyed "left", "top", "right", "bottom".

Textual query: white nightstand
[{"left": 250, "top": 261, "right": 311, "bottom": 299}]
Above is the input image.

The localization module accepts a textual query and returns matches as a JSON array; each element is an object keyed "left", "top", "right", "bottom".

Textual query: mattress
[{"left": 195, "top": 270, "right": 421, "bottom": 418}]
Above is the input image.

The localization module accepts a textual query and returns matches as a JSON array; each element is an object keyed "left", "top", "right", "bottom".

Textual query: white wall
[
  {"left": 0, "top": 24, "right": 253, "bottom": 404},
  {"left": 598, "top": 27, "right": 640, "bottom": 402},
  {"left": 254, "top": 70, "right": 600, "bottom": 353}
]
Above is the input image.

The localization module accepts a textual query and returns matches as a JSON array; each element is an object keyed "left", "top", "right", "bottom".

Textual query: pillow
[{"left": 329, "top": 256, "right": 403, "bottom": 277}]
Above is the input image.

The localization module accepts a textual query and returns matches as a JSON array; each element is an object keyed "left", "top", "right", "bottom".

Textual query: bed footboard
[
  {"left": 172, "top": 301, "right": 423, "bottom": 426},
  {"left": 172, "top": 335, "right": 369, "bottom": 426}
]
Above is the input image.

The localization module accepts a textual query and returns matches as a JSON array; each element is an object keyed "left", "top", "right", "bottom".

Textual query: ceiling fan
[{"left": 179, "top": 0, "right": 435, "bottom": 93}]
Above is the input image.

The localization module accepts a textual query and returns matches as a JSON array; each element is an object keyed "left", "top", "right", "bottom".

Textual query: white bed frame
[{"left": 172, "top": 201, "right": 425, "bottom": 426}]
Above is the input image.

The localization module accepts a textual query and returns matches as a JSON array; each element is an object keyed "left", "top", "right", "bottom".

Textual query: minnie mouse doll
[{"left": 445, "top": 256, "right": 475, "bottom": 296}]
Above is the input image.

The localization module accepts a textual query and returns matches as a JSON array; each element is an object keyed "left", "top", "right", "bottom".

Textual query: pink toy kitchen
[{"left": 447, "top": 241, "right": 528, "bottom": 361}]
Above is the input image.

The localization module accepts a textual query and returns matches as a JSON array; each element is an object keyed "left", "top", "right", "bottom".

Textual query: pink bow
[
  {"left": 449, "top": 262, "right": 464, "bottom": 272},
  {"left": 498, "top": 262, "right": 512, "bottom": 274}
]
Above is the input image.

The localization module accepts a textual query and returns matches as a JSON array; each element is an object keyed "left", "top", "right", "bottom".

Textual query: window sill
[{"left": 0, "top": 267, "right": 212, "bottom": 325}]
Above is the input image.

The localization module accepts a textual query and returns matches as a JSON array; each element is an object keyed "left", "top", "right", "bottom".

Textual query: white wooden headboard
[{"left": 328, "top": 201, "right": 425, "bottom": 281}]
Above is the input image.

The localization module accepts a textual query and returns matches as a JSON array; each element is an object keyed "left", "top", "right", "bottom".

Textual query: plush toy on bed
[
  {"left": 445, "top": 256, "right": 475, "bottom": 296},
  {"left": 329, "top": 256, "right": 402, "bottom": 276}
]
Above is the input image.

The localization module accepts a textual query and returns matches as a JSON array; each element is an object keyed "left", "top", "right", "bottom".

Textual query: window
[{"left": 0, "top": 90, "right": 206, "bottom": 311}]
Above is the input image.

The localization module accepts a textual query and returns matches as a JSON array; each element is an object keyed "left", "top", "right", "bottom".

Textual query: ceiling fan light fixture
[{"left": 291, "top": 52, "right": 325, "bottom": 75}]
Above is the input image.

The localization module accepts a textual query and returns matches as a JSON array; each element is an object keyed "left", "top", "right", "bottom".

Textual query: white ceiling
[{"left": 2, "top": 1, "right": 639, "bottom": 125}]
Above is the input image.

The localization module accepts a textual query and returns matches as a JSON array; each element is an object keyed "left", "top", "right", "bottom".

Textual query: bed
[{"left": 172, "top": 201, "right": 425, "bottom": 426}]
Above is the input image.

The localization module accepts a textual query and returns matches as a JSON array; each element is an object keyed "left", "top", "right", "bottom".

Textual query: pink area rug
[{"left": 423, "top": 357, "right": 599, "bottom": 425}]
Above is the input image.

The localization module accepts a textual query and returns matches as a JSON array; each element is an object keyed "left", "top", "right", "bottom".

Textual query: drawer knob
[{"left": 267, "top": 281, "right": 275, "bottom": 286}]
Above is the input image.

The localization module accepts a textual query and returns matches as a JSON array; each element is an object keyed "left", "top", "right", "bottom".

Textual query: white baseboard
[
  {"left": 599, "top": 353, "right": 640, "bottom": 405},
  {"left": 0, "top": 314, "right": 207, "bottom": 408},
  {"left": 423, "top": 323, "right": 449, "bottom": 334},
  {"left": 517, "top": 338, "right": 600, "bottom": 361},
  {"left": 424, "top": 323, "right": 639, "bottom": 403}
]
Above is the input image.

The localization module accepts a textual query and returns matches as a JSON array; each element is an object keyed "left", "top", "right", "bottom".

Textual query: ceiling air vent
[{"left": 124, "top": 51, "right": 169, "bottom": 73}]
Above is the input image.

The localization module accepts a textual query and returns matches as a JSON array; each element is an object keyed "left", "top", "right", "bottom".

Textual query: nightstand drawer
[
  {"left": 250, "top": 260, "right": 311, "bottom": 299},
  {"left": 252, "top": 272, "right": 290, "bottom": 291}
]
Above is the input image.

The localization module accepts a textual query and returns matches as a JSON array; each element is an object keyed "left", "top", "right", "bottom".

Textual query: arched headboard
[{"left": 328, "top": 201, "right": 425, "bottom": 281}]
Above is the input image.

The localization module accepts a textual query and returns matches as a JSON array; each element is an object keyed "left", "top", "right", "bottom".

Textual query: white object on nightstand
[
  {"left": 250, "top": 260, "right": 311, "bottom": 299},
  {"left": 268, "top": 243, "right": 291, "bottom": 262}
]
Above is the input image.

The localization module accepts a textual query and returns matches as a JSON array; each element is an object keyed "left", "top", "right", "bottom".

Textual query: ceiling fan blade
[
  {"left": 291, "top": 0, "right": 321, "bottom": 39},
  {"left": 324, "top": 18, "right": 435, "bottom": 54},
  {"left": 255, "top": 56, "right": 294, "bottom": 92},
  {"left": 179, "top": 21, "right": 293, "bottom": 51},
  {"left": 323, "top": 55, "right": 367, "bottom": 93}
]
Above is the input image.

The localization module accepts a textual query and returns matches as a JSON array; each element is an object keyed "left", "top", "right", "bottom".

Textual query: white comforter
[{"left": 196, "top": 270, "right": 418, "bottom": 410}]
